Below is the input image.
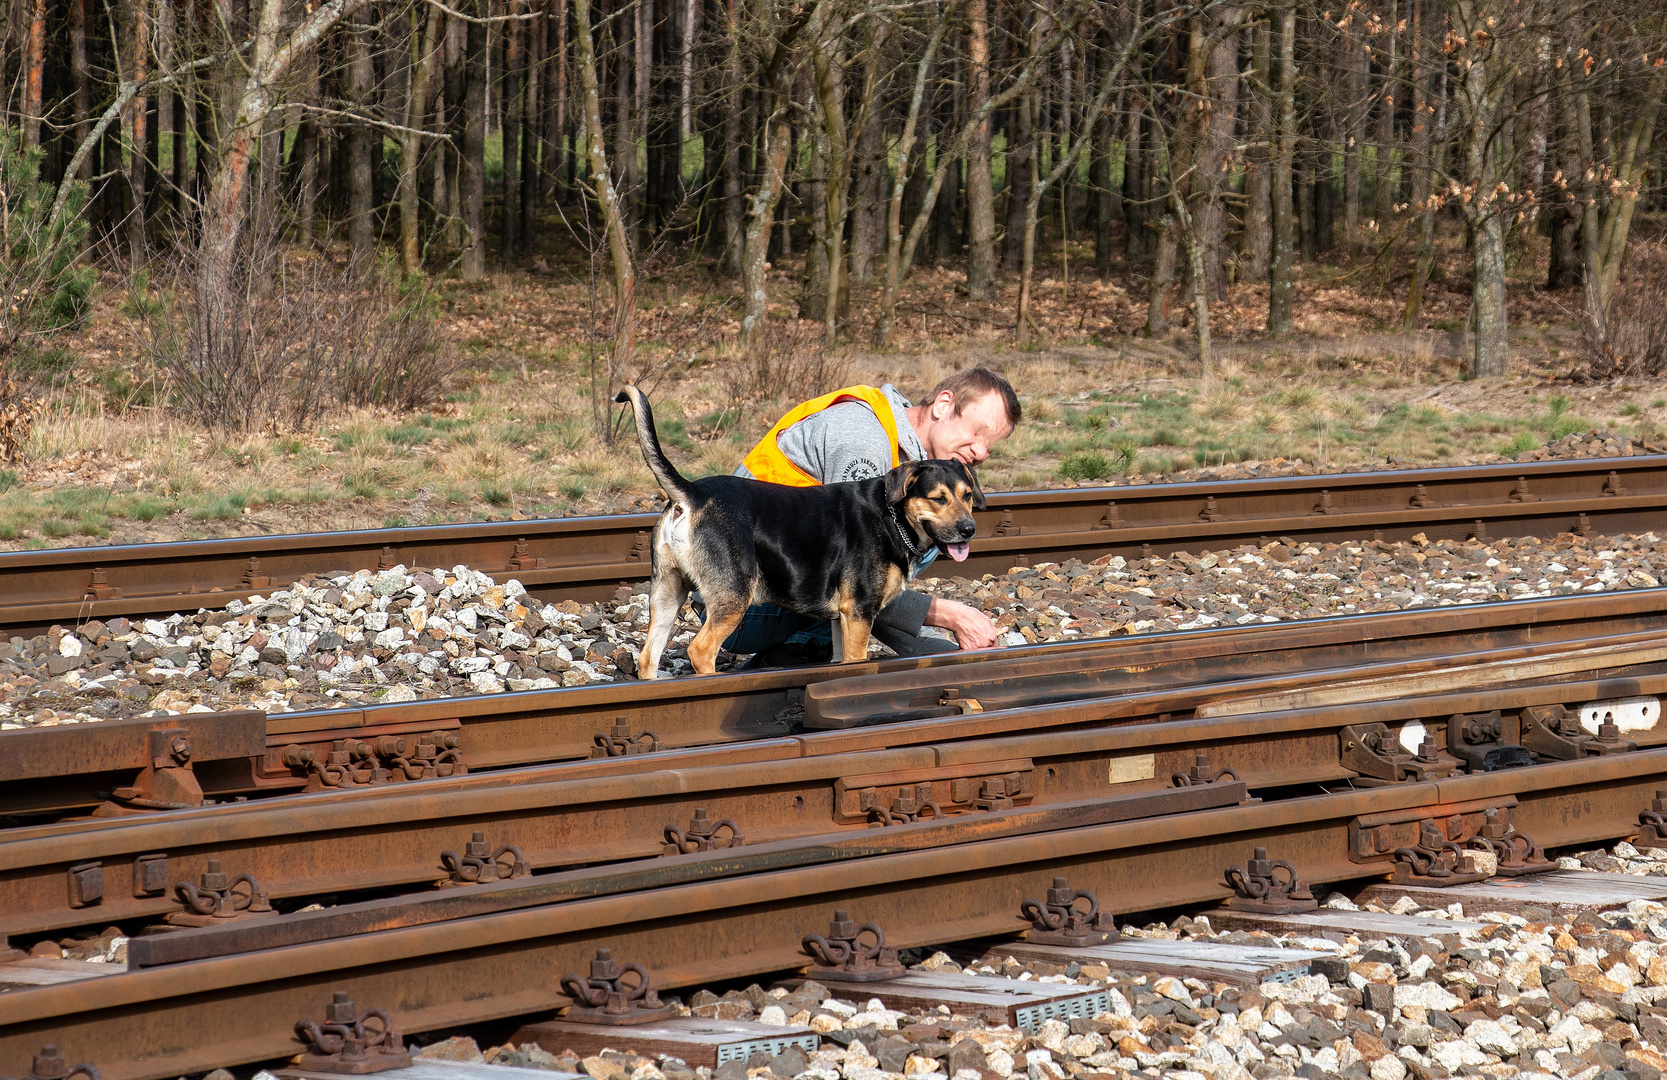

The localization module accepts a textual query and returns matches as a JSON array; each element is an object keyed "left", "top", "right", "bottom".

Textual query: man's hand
[{"left": 925, "top": 597, "right": 1000, "bottom": 650}]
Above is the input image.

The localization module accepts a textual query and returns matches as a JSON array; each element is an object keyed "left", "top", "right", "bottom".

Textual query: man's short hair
[{"left": 929, "top": 367, "right": 1022, "bottom": 429}]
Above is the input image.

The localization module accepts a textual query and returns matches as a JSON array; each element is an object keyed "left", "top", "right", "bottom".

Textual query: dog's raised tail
[{"left": 615, "top": 385, "right": 696, "bottom": 504}]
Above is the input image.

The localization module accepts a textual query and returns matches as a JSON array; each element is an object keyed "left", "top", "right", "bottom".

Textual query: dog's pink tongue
[{"left": 947, "top": 542, "right": 971, "bottom": 562}]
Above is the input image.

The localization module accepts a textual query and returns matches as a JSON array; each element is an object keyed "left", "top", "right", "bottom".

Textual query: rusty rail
[
  {"left": 4, "top": 456, "right": 1666, "bottom": 634},
  {"left": 1, "top": 749, "right": 1661, "bottom": 1079},
  {"left": 5, "top": 648, "right": 1665, "bottom": 937},
  {"left": 11, "top": 586, "right": 1667, "bottom": 817}
]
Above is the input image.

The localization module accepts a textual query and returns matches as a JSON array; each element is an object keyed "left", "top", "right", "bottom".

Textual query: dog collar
[{"left": 888, "top": 507, "right": 930, "bottom": 560}]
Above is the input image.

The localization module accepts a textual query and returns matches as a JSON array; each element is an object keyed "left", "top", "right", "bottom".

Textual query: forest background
[{"left": 0, "top": 0, "right": 1665, "bottom": 545}]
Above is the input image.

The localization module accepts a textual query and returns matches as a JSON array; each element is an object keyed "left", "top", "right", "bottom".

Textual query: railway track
[
  {"left": 10, "top": 586, "right": 1667, "bottom": 819},
  {"left": 2, "top": 741, "right": 1660, "bottom": 1077},
  {"left": 4, "top": 454, "right": 1665, "bottom": 635},
  {"left": 7, "top": 461, "right": 1667, "bottom": 1076}
]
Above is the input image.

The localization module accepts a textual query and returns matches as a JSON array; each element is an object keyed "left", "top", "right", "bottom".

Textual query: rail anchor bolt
[
  {"left": 1019, "top": 876, "right": 1118, "bottom": 946},
  {"left": 801, "top": 909, "right": 906, "bottom": 983},
  {"left": 1223, "top": 847, "right": 1318, "bottom": 914}
]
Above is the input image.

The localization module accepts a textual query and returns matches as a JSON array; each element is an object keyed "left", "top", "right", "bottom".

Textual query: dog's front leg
[{"left": 836, "top": 614, "right": 872, "bottom": 663}]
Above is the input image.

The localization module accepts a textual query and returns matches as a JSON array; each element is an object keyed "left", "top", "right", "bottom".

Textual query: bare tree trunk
[
  {"left": 126, "top": 0, "right": 152, "bottom": 269},
  {"left": 347, "top": 5, "right": 376, "bottom": 270},
  {"left": 1267, "top": 0, "right": 1296, "bottom": 333},
  {"left": 632, "top": 0, "right": 651, "bottom": 237},
  {"left": 155, "top": 0, "right": 175, "bottom": 206},
  {"left": 1002, "top": 85, "right": 1033, "bottom": 272},
  {"left": 443, "top": 8, "right": 466, "bottom": 245},
  {"left": 400, "top": 2, "right": 440, "bottom": 274},
  {"left": 297, "top": 59, "right": 321, "bottom": 244},
  {"left": 1342, "top": 29, "right": 1366, "bottom": 251},
  {"left": 720, "top": 0, "right": 743, "bottom": 274},
  {"left": 23, "top": 0, "right": 45, "bottom": 149},
  {"left": 801, "top": 120, "right": 830, "bottom": 323},
  {"left": 573, "top": 0, "right": 635, "bottom": 384},
  {"left": 1575, "top": 67, "right": 1664, "bottom": 332},
  {"left": 679, "top": 0, "right": 696, "bottom": 138},
  {"left": 1451, "top": 0, "right": 1507, "bottom": 376},
  {"left": 461, "top": 0, "right": 488, "bottom": 278},
  {"left": 1372, "top": 13, "right": 1398, "bottom": 237},
  {"left": 964, "top": 0, "right": 996, "bottom": 298},
  {"left": 1403, "top": 32, "right": 1446, "bottom": 328},
  {"left": 191, "top": 0, "right": 380, "bottom": 379},
  {"left": 521, "top": 0, "right": 542, "bottom": 246},
  {"left": 1196, "top": 6, "right": 1240, "bottom": 298},
  {"left": 1016, "top": 30, "right": 1128, "bottom": 343},
  {"left": 1122, "top": 104, "right": 1144, "bottom": 260},
  {"left": 502, "top": 0, "right": 525, "bottom": 262},
  {"left": 848, "top": 112, "right": 883, "bottom": 283},
  {"left": 1240, "top": 18, "right": 1272, "bottom": 280},
  {"left": 879, "top": 0, "right": 956, "bottom": 344},
  {"left": 1090, "top": 94, "right": 1114, "bottom": 276},
  {"left": 70, "top": 0, "right": 91, "bottom": 179},
  {"left": 544, "top": 0, "right": 567, "bottom": 198}
]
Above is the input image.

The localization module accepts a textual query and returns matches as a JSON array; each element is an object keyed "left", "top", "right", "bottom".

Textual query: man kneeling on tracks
[{"left": 709, "top": 367, "right": 1021, "bottom": 668}]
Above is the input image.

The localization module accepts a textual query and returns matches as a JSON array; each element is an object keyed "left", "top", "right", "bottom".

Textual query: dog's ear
[
  {"left": 885, "top": 461, "right": 925, "bottom": 504},
  {"left": 955, "top": 461, "right": 988, "bottom": 510}
]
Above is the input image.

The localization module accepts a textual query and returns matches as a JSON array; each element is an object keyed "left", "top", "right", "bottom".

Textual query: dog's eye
[{"left": 931, "top": 494, "right": 949, "bottom": 504}]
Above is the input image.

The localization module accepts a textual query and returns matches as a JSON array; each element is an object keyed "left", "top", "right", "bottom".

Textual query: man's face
[{"left": 924, "top": 390, "right": 1013, "bottom": 466}]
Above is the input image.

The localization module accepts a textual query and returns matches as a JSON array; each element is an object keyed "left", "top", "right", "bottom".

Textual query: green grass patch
[
  {"left": 192, "top": 492, "right": 250, "bottom": 519},
  {"left": 128, "top": 497, "right": 174, "bottom": 522}
]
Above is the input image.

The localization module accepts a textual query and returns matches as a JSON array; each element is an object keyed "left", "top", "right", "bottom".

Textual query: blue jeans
[
  {"left": 718, "top": 603, "right": 831, "bottom": 654},
  {"left": 698, "top": 548, "right": 951, "bottom": 658}
]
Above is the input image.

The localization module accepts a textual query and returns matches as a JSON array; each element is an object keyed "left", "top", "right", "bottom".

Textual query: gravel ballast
[
  {"left": 181, "top": 840, "right": 1667, "bottom": 1080},
  {"left": 1, "top": 525, "right": 1664, "bottom": 728}
]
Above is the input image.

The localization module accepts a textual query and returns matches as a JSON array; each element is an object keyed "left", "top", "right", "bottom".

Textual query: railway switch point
[{"left": 510, "top": 1018, "right": 818, "bottom": 1069}]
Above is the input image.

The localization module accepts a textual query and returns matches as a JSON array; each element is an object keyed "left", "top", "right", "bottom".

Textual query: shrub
[
  {"left": 136, "top": 224, "right": 461, "bottom": 433},
  {"left": 1577, "top": 245, "right": 1667, "bottom": 380},
  {"left": 1058, "top": 451, "right": 1115, "bottom": 481}
]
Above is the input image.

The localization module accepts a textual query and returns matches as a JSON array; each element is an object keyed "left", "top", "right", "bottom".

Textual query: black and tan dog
[{"left": 615, "top": 385, "right": 986, "bottom": 678}]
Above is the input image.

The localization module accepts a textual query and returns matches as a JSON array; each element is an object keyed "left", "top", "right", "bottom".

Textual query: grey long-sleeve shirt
[{"left": 737, "top": 384, "right": 934, "bottom": 636}]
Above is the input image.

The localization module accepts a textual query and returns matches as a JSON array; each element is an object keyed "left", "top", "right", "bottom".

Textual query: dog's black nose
[{"left": 956, "top": 519, "right": 977, "bottom": 540}]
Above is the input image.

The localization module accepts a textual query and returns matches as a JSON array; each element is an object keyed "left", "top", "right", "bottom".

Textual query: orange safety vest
[{"left": 741, "top": 385, "right": 904, "bottom": 487}]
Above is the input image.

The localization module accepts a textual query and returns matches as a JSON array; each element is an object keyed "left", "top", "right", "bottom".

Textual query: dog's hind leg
[
  {"left": 836, "top": 614, "right": 873, "bottom": 663},
  {"left": 686, "top": 604, "right": 746, "bottom": 676},
  {"left": 637, "top": 570, "right": 691, "bottom": 680}
]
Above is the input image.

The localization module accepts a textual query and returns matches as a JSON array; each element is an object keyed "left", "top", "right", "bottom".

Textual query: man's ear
[
  {"left": 957, "top": 461, "right": 987, "bottom": 510},
  {"left": 886, "top": 461, "right": 924, "bottom": 504}
]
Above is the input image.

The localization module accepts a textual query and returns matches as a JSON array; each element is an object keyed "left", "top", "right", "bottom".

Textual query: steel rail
[
  {"left": 4, "top": 455, "right": 1666, "bottom": 634},
  {"left": 1, "top": 751, "right": 1661, "bottom": 1079},
  {"left": 5, "top": 646, "right": 1664, "bottom": 938},
  {"left": 16, "top": 586, "right": 1667, "bottom": 817}
]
